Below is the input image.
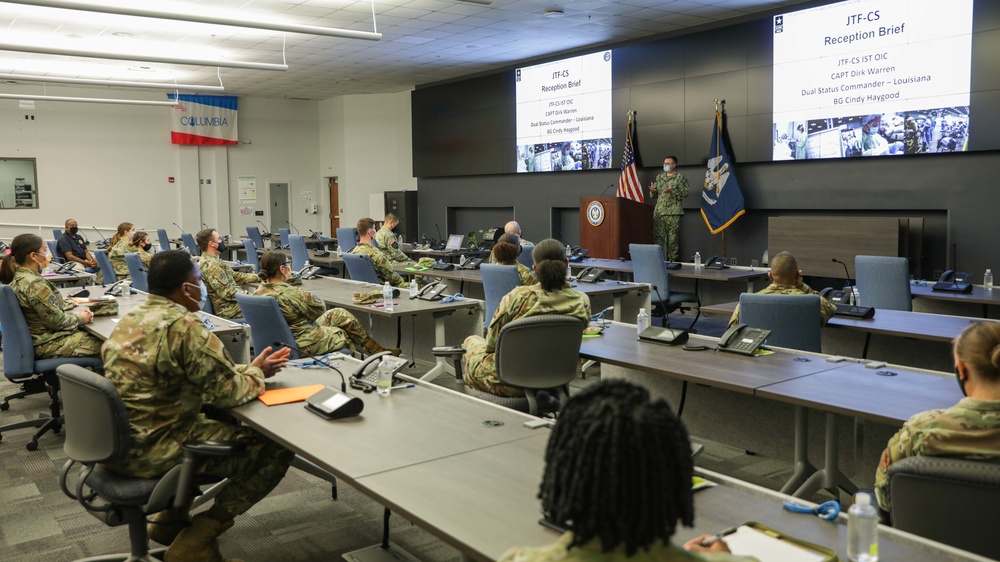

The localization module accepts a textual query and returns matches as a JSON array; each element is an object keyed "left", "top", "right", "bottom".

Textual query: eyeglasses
[{"left": 440, "top": 293, "right": 464, "bottom": 303}]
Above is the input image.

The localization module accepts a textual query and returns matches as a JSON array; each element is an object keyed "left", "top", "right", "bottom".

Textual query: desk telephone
[
  {"left": 413, "top": 282, "right": 447, "bottom": 301},
  {"left": 459, "top": 257, "right": 483, "bottom": 270},
  {"left": 576, "top": 267, "right": 605, "bottom": 283},
  {"left": 819, "top": 287, "right": 875, "bottom": 319},
  {"left": 349, "top": 351, "right": 408, "bottom": 390},
  {"left": 932, "top": 269, "right": 974, "bottom": 293},
  {"left": 568, "top": 247, "right": 590, "bottom": 262},
  {"left": 53, "top": 261, "right": 77, "bottom": 274},
  {"left": 717, "top": 324, "right": 770, "bottom": 355},
  {"left": 294, "top": 265, "right": 322, "bottom": 280},
  {"left": 704, "top": 255, "right": 729, "bottom": 269}
]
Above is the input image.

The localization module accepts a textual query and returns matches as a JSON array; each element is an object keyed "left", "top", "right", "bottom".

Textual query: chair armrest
[
  {"left": 432, "top": 346, "right": 467, "bottom": 380},
  {"left": 182, "top": 440, "right": 246, "bottom": 457}
]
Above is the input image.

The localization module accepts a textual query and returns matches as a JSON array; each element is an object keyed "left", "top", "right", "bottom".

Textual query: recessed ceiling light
[{"left": 544, "top": 9, "right": 565, "bottom": 18}]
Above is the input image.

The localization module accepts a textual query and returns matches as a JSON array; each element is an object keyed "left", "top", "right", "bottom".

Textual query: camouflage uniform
[
  {"left": 874, "top": 397, "right": 1000, "bottom": 512},
  {"left": 135, "top": 247, "right": 154, "bottom": 268},
  {"left": 198, "top": 253, "right": 261, "bottom": 319},
  {"left": 515, "top": 263, "right": 536, "bottom": 286},
  {"left": 463, "top": 283, "right": 590, "bottom": 397},
  {"left": 108, "top": 238, "right": 133, "bottom": 280},
  {"left": 650, "top": 172, "right": 689, "bottom": 262},
  {"left": 101, "top": 294, "right": 292, "bottom": 517},
  {"left": 349, "top": 242, "right": 407, "bottom": 287},
  {"left": 254, "top": 282, "right": 371, "bottom": 355},
  {"left": 8, "top": 266, "right": 104, "bottom": 359},
  {"left": 500, "top": 532, "right": 758, "bottom": 562},
  {"left": 374, "top": 226, "right": 411, "bottom": 264},
  {"left": 727, "top": 283, "right": 837, "bottom": 329}
]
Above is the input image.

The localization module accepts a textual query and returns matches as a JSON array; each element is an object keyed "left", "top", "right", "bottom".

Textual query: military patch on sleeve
[{"left": 48, "top": 293, "right": 60, "bottom": 308}]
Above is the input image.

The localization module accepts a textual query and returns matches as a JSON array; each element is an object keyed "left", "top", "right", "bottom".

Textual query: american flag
[{"left": 616, "top": 113, "right": 644, "bottom": 202}]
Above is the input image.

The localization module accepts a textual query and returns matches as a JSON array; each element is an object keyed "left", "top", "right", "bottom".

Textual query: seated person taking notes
[
  {"left": 102, "top": 250, "right": 293, "bottom": 560},
  {"left": 107, "top": 221, "right": 135, "bottom": 280},
  {"left": 349, "top": 217, "right": 408, "bottom": 287},
  {"left": 196, "top": 228, "right": 260, "bottom": 319},
  {"left": 374, "top": 213, "right": 413, "bottom": 264},
  {"left": 500, "top": 380, "right": 756, "bottom": 562},
  {"left": 490, "top": 233, "right": 536, "bottom": 285},
  {"left": 255, "top": 250, "right": 399, "bottom": 356},
  {"left": 874, "top": 321, "right": 1000, "bottom": 513},
  {"left": 728, "top": 251, "right": 836, "bottom": 328},
  {"left": 463, "top": 239, "right": 590, "bottom": 397},
  {"left": 0, "top": 233, "right": 107, "bottom": 359}
]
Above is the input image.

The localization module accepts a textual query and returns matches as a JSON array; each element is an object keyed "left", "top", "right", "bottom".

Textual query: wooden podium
[{"left": 579, "top": 197, "right": 653, "bottom": 259}]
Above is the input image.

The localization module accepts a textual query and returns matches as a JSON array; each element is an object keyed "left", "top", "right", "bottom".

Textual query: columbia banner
[
  {"left": 168, "top": 94, "right": 238, "bottom": 145},
  {"left": 701, "top": 109, "right": 745, "bottom": 234}
]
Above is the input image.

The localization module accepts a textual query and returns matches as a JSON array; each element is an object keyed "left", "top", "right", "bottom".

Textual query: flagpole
[{"left": 714, "top": 99, "right": 727, "bottom": 256}]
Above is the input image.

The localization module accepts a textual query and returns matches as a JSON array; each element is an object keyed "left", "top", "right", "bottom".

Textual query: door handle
[{"left": 334, "top": 215, "right": 340, "bottom": 219}]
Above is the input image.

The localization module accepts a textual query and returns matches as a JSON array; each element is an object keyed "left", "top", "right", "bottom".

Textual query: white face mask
[{"left": 663, "top": 165, "right": 670, "bottom": 172}]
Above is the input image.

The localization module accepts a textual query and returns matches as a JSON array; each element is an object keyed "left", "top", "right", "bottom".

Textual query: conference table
[
  {"left": 910, "top": 283, "right": 1000, "bottom": 317},
  {"left": 298, "top": 276, "right": 483, "bottom": 380},
  {"left": 255, "top": 247, "right": 345, "bottom": 271},
  {"left": 233, "top": 363, "right": 987, "bottom": 562},
  {"left": 568, "top": 258, "right": 767, "bottom": 293},
  {"left": 42, "top": 270, "right": 95, "bottom": 286}
]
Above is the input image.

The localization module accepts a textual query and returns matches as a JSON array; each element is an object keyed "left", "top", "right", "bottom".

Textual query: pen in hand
[{"left": 699, "top": 527, "right": 737, "bottom": 547}]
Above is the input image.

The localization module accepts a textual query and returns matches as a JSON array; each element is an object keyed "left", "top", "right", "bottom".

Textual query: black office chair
[
  {"left": 56, "top": 364, "right": 243, "bottom": 562},
  {"left": 887, "top": 456, "right": 1000, "bottom": 559}
]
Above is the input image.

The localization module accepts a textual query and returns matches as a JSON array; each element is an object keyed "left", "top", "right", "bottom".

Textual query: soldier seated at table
[
  {"left": 197, "top": 228, "right": 261, "bottom": 319},
  {"left": 349, "top": 217, "right": 408, "bottom": 287},
  {"left": 499, "top": 379, "right": 757, "bottom": 562},
  {"left": 488, "top": 233, "right": 535, "bottom": 285},
  {"left": 727, "top": 251, "right": 836, "bottom": 329},
  {"left": 374, "top": 213, "right": 413, "bottom": 264}
]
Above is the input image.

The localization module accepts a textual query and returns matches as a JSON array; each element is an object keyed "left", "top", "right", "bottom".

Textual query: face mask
[
  {"left": 183, "top": 282, "right": 208, "bottom": 309},
  {"left": 69, "top": 226, "right": 79, "bottom": 235},
  {"left": 34, "top": 252, "right": 50, "bottom": 269},
  {"left": 664, "top": 165, "right": 672, "bottom": 172},
  {"left": 143, "top": 243, "right": 153, "bottom": 252}
]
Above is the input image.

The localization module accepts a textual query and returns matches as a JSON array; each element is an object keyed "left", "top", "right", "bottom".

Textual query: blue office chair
[
  {"left": 336, "top": 227, "right": 357, "bottom": 254},
  {"left": 343, "top": 253, "right": 380, "bottom": 284},
  {"left": 629, "top": 244, "right": 700, "bottom": 328},
  {"left": 52, "top": 228, "right": 63, "bottom": 242},
  {"left": 481, "top": 264, "right": 521, "bottom": 328},
  {"left": 515, "top": 247, "right": 534, "bottom": 268},
  {"left": 47, "top": 240, "right": 64, "bottom": 264},
  {"left": 0, "top": 285, "right": 102, "bottom": 450},
  {"left": 289, "top": 234, "right": 308, "bottom": 271},
  {"left": 243, "top": 238, "right": 260, "bottom": 272},
  {"left": 855, "top": 255, "right": 912, "bottom": 311},
  {"left": 235, "top": 293, "right": 300, "bottom": 359},
  {"left": 157, "top": 228, "right": 172, "bottom": 252},
  {"left": 123, "top": 253, "right": 148, "bottom": 293},
  {"left": 738, "top": 293, "right": 821, "bottom": 352},
  {"left": 370, "top": 236, "right": 380, "bottom": 249},
  {"left": 180, "top": 233, "right": 200, "bottom": 256},
  {"left": 278, "top": 228, "right": 290, "bottom": 249},
  {"left": 93, "top": 249, "right": 117, "bottom": 285},
  {"left": 246, "top": 226, "right": 266, "bottom": 250}
]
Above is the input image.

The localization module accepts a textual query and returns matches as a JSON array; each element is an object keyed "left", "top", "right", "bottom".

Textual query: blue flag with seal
[{"left": 701, "top": 110, "right": 745, "bottom": 234}]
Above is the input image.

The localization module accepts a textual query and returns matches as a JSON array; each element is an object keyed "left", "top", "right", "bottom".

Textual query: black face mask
[
  {"left": 143, "top": 243, "right": 153, "bottom": 252},
  {"left": 69, "top": 226, "right": 79, "bottom": 235}
]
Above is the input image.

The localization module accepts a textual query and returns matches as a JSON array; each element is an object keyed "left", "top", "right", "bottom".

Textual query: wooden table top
[{"left": 579, "top": 324, "right": 841, "bottom": 395}]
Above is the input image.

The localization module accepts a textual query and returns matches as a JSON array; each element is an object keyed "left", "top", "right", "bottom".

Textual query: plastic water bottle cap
[{"left": 855, "top": 493, "right": 871, "bottom": 506}]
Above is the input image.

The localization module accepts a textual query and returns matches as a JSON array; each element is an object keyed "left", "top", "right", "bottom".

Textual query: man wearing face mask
[
  {"left": 649, "top": 156, "right": 689, "bottom": 262},
  {"left": 196, "top": 228, "right": 260, "bottom": 319},
  {"left": 102, "top": 250, "right": 293, "bottom": 560},
  {"left": 56, "top": 218, "right": 101, "bottom": 281}
]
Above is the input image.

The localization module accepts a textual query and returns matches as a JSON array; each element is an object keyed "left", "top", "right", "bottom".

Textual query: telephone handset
[
  {"left": 568, "top": 247, "right": 590, "bottom": 262},
  {"left": 818, "top": 287, "right": 849, "bottom": 304},
  {"left": 717, "top": 324, "right": 771, "bottom": 355},
  {"left": 105, "top": 280, "right": 129, "bottom": 297},
  {"left": 415, "top": 282, "right": 447, "bottom": 301},
  {"left": 932, "top": 269, "right": 974, "bottom": 293},
  {"left": 294, "top": 265, "right": 322, "bottom": 280},
  {"left": 350, "top": 351, "right": 391, "bottom": 385},
  {"left": 349, "top": 351, "right": 408, "bottom": 390},
  {"left": 54, "top": 261, "right": 78, "bottom": 274},
  {"left": 704, "top": 255, "right": 729, "bottom": 269},
  {"left": 576, "top": 267, "right": 605, "bottom": 283},
  {"left": 460, "top": 257, "right": 483, "bottom": 270}
]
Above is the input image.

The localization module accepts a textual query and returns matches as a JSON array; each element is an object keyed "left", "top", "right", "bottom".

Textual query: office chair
[
  {"left": 52, "top": 228, "right": 63, "bottom": 242},
  {"left": 370, "top": 236, "right": 380, "bottom": 249},
  {"left": 47, "top": 240, "right": 64, "bottom": 264},
  {"left": 56, "top": 364, "right": 242, "bottom": 562},
  {"left": 336, "top": 227, "right": 357, "bottom": 253},
  {"left": 278, "top": 228, "right": 290, "bottom": 249},
  {"left": 0, "top": 285, "right": 102, "bottom": 450},
  {"left": 854, "top": 255, "right": 911, "bottom": 311},
  {"left": 436, "top": 315, "right": 585, "bottom": 415},
  {"left": 180, "top": 232, "right": 200, "bottom": 257},
  {"left": 515, "top": 247, "right": 534, "bottom": 268},
  {"left": 289, "top": 234, "right": 309, "bottom": 271},
  {"left": 235, "top": 293, "right": 301, "bottom": 359},
  {"left": 157, "top": 228, "right": 172, "bottom": 252},
  {"left": 342, "top": 253, "right": 380, "bottom": 284},
  {"left": 246, "top": 226, "right": 266, "bottom": 250},
  {"left": 93, "top": 249, "right": 117, "bottom": 285},
  {"left": 738, "top": 293, "right": 821, "bottom": 353},
  {"left": 123, "top": 253, "right": 148, "bottom": 293},
  {"left": 629, "top": 244, "right": 700, "bottom": 328},
  {"left": 888, "top": 456, "right": 1000, "bottom": 559},
  {"left": 243, "top": 238, "right": 260, "bottom": 271},
  {"left": 481, "top": 264, "right": 521, "bottom": 328}
]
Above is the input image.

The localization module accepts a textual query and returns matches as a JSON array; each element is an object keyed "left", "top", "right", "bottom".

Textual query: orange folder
[{"left": 258, "top": 384, "right": 325, "bottom": 406}]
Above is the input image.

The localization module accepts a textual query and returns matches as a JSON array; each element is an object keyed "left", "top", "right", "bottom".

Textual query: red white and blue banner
[{"left": 168, "top": 94, "right": 238, "bottom": 145}]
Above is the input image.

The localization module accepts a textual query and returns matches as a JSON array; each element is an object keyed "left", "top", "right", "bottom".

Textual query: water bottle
[
  {"left": 408, "top": 278, "right": 418, "bottom": 299},
  {"left": 985, "top": 269, "right": 993, "bottom": 291},
  {"left": 637, "top": 309, "right": 650, "bottom": 336},
  {"left": 383, "top": 282, "right": 394, "bottom": 312},
  {"left": 336, "top": 245, "right": 342, "bottom": 257},
  {"left": 694, "top": 251, "right": 702, "bottom": 267},
  {"left": 565, "top": 245, "right": 572, "bottom": 258},
  {"left": 460, "top": 254, "right": 467, "bottom": 266},
  {"left": 120, "top": 280, "right": 131, "bottom": 299},
  {"left": 847, "top": 493, "right": 879, "bottom": 562},
  {"left": 376, "top": 360, "right": 393, "bottom": 397}
]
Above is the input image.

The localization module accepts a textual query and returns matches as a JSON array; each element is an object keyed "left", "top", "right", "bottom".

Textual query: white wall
[{"left": 0, "top": 84, "right": 415, "bottom": 243}]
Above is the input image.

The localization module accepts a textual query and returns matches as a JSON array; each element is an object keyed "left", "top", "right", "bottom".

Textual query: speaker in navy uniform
[{"left": 384, "top": 190, "right": 418, "bottom": 242}]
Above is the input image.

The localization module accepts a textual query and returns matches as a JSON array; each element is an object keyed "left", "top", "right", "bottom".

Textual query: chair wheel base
[
  {"left": 0, "top": 402, "right": 9, "bottom": 411},
  {"left": 26, "top": 440, "right": 38, "bottom": 451}
]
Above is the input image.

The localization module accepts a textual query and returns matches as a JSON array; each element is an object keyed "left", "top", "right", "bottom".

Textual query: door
[
  {"left": 269, "top": 182, "right": 289, "bottom": 234},
  {"left": 328, "top": 177, "right": 340, "bottom": 233}
]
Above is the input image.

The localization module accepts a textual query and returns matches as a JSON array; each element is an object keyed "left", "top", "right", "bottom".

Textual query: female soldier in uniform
[
  {"left": 130, "top": 230, "right": 155, "bottom": 268},
  {"left": 0, "top": 233, "right": 104, "bottom": 359},
  {"left": 490, "top": 233, "right": 535, "bottom": 286},
  {"left": 462, "top": 239, "right": 590, "bottom": 397},
  {"left": 255, "top": 250, "right": 398, "bottom": 356},
  {"left": 108, "top": 221, "right": 135, "bottom": 280}
]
